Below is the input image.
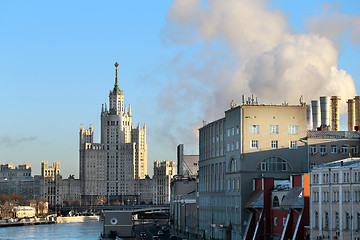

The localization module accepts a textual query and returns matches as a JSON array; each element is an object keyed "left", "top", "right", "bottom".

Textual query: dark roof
[
  {"left": 280, "top": 187, "right": 304, "bottom": 209},
  {"left": 245, "top": 190, "right": 264, "bottom": 209},
  {"left": 307, "top": 131, "right": 360, "bottom": 139}
]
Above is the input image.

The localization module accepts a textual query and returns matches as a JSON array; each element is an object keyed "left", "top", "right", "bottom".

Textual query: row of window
[
  {"left": 249, "top": 125, "right": 298, "bottom": 135},
  {"left": 314, "top": 211, "right": 360, "bottom": 230},
  {"left": 249, "top": 140, "right": 297, "bottom": 149},
  {"left": 310, "top": 145, "right": 358, "bottom": 155},
  {"left": 312, "top": 190, "right": 354, "bottom": 202},
  {"left": 313, "top": 171, "right": 360, "bottom": 184}
]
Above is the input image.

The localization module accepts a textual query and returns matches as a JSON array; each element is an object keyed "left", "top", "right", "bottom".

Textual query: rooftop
[
  {"left": 311, "top": 157, "right": 360, "bottom": 170},
  {"left": 307, "top": 131, "right": 360, "bottom": 139}
]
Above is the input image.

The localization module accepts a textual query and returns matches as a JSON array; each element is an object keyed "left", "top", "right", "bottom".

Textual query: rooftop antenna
[{"left": 242, "top": 95, "right": 245, "bottom": 105}]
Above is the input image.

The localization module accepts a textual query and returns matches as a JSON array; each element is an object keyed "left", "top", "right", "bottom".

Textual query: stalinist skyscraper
[{"left": 79, "top": 62, "right": 147, "bottom": 202}]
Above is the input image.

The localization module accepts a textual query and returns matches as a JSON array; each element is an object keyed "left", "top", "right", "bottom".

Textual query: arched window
[
  {"left": 346, "top": 212, "right": 350, "bottom": 230},
  {"left": 229, "top": 158, "right": 237, "bottom": 172},
  {"left": 315, "top": 211, "right": 319, "bottom": 228},
  {"left": 335, "top": 212, "right": 339, "bottom": 229},
  {"left": 256, "top": 157, "right": 292, "bottom": 171},
  {"left": 324, "top": 211, "right": 329, "bottom": 229},
  {"left": 273, "top": 196, "right": 280, "bottom": 208}
]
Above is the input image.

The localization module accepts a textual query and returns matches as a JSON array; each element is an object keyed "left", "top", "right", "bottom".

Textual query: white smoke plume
[{"left": 157, "top": 0, "right": 358, "bottom": 148}]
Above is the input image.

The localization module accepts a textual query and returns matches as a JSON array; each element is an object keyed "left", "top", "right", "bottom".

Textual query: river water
[{"left": 0, "top": 221, "right": 103, "bottom": 240}]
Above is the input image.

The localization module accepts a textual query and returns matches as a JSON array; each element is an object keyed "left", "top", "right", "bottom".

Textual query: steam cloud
[
  {"left": 0, "top": 136, "right": 38, "bottom": 147},
  {"left": 157, "top": 0, "right": 358, "bottom": 148}
]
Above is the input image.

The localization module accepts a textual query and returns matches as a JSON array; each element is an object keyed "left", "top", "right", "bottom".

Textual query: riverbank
[
  {"left": 0, "top": 215, "right": 100, "bottom": 227},
  {"left": 56, "top": 215, "right": 99, "bottom": 223}
]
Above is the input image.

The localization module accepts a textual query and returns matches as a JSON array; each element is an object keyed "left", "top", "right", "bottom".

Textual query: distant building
[
  {"left": 310, "top": 158, "right": 360, "bottom": 239},
  {"left": 0, "top": 163, "right": 35, "bottom": 198},
  {"left": 40, "top": 161, "right": 61, "bottom": 205},
  {"left": 177, "top": 144, "right": 199, "bottom": 177},
  {"left": 79, "top": 62, "right": 147, "bottom": 203},
  {"left": 60, "top": 175, "right": 81, "bottom": 205},
  {"left": 153, "top": 160, "right": 175, "bottom": 204},
  {"left": 198, "top": 100, "right": 309, "bottom": 239}
]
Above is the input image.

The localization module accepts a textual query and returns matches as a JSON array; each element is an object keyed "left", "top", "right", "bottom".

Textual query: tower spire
[{"left": 114, "top": 62, "right": 120, "bottom": 93}]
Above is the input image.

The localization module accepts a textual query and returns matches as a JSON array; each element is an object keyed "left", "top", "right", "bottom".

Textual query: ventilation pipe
[
  {"left": 348, "top": 99, "right": 355, "bottom": 131},
  {"left": 311, "top": 100, "right": 320, "bottom": 130}
]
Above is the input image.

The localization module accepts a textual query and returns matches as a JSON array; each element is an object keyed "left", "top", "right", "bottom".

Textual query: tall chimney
[
  {"left": 348, "top": 98, "right": 355, "bottom": 131},
  {"left": 177, "top": 144, "right": 184, "bottom": 176},
  {"left": 320, "top": 96, "right": 330, "bottom": 127},
  {"left": 330, "top": 96, "right": 340, "bottom": 131},
  {"left": 355, "top": 96, "right": 360, "bottom": 130},
  {"left": 306, "top": 105, "right": 312, "bottom": 130},
  {"left": 311, "top": 100, "right": 320, "bottom": 130}
]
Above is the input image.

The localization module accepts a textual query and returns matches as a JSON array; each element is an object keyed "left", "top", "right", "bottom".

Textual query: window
[
  {"left": 227, "top": 129, "right": 230, "bottom": 137},
  {"left": 274, "top": 217, "right": 278, "bottom": 226},
  {"left": 283, "top": 218, "right": 286, "bottom": 226},
  {"left": 331, "top": 145, "right": 337, "bottom": 153},
  {"left": 231, "top": 142, "right": 234, "bottom": 151},
  {"left": 230, "top": 158, "right": 236, "bottom": 172},
  {"left": 227, "top": 143, "right": 230, "bottom": 152},
  {"left": 271, "top": 140, "right": 278, "bottom": 149},
  {"left": 236, "top": 126, "right": 239, "bottom": 134},
  {"left": 250, "top": 140, "right": 259, "bottom": 149},
  {"left": 310, "top": 145, "right": 317, "bottom": 154},
  {"left": 231, "top": 127, "right": 235, "bottom": 136},
  {"left": 352, "top": 145, "right": 359, "bottom": 155},
  {"left": 269, "top": 125, "right": 279, "bottom": 134},
  {"left": 273, "top": 196, "right": 279, "bottom": 207},
  {"left": 288, "top": 125, "right": 298, "bottom": 134},
  {"left": 320, "top": 145, "right": 326, "bottom": 155},
  {"left": 236, "top": 141, "right": 239, "bottom": 150},
  {"left": 257, "top": 157, "right": 292, "bottom": 171},
  {"left": 324, "top": 212, "right": 329, "bottom": 229},
  {"left": 315, "top": 212, "right": 319, "bottom": 228},
  {"left": 289, "top": 141, "right": 298, "bottom": 149},
  {"left": 357, "top": 213, "right": 360, "bottom": 231},
  {"left": 345, "top": 212, "right": 350, "bottom": 230},
  {"left": 250, "top": 125, "right": 259, "bottom": 134},
  {"left": 341, "top": 145, "right": 348, "bottom": 154}
]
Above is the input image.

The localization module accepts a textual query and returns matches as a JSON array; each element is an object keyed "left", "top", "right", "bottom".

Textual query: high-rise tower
[{"left": 79, "top": 62, "right": 147, "bottom": 201}]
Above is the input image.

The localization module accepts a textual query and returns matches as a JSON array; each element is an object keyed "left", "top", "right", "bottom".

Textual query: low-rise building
[{"left": 310, "top": 158, "right": 360, "bottom": 239}]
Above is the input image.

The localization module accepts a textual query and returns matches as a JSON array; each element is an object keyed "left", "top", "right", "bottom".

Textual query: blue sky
[{"left": 0, "top": 0, "right": 359, "bottom": 177}]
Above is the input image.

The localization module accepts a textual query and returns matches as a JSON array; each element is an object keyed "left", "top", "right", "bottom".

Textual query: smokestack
[
  {"left": 330, "top": 96, "right": 340, "bottom": 131},
  {"left": 320, "top": 96, "right": 330, "bottom": 127},
  {"left": 311, "top": 100, "right": 320, "bottom": 130},
  {"left": 348, "top": 98, "right": 355, "bottom": 131},
  {"left": 306, "top": 105, "right": 312, "bottom": 130},
  {"left": 355, "top": 96, "right": 360, "bottom": 130},
  {"left": 177, "top": 144, "right": 184, "bottom": 176}
]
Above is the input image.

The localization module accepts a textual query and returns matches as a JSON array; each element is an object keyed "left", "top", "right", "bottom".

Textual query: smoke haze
[{"left": 156, "top": 0, "right": 358, "bottom": 150}]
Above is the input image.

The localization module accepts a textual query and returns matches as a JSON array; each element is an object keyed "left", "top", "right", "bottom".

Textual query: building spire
[{"left": 114, "top": 62, "right": 120, "bottom": 93}]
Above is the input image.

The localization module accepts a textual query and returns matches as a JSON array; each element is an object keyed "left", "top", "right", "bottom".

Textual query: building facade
[
  {"left": 40, "top": 161, "right": 61, "bottom": 205},
  {"left": 311, "top": 158, "right": 360, "bottom": 240},
  {"left": 79, "top": 62, "right": 147, "bottom": 201},
  {"left": 153, "top": 160, "right": 175, "bottom": 204},
  {"left": 0, "top": 164, "right": 35, "bottom": 199},
  {"left": 198, "top": 102, "right": 309, "bottom": 239}
]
